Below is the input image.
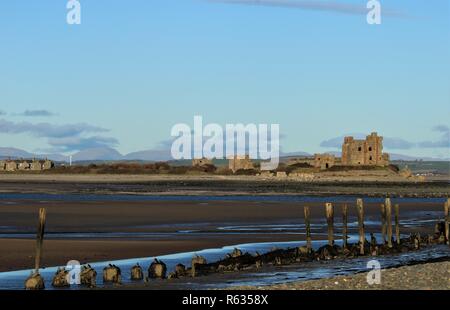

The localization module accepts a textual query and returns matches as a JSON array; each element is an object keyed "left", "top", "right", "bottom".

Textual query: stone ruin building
[
  {"left": 192, "top": 158, "right": 213, "bottom": 167},
  {"left": 228, "top": 155, "right": 254, "bottom": 173},
  {"left": 0, "top": 159, "right": 54, "bottom": 172},
  {"left": 313, "top": 153, "right": 336, "bottom": 170},
  {"left": 342, "top": 132, "right": 389, "bottom": 166},
  {"left": 287, "top": 132, "right": 389, "bottom": 171}
]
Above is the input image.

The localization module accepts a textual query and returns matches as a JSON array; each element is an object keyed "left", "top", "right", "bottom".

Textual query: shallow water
[
  {"left": 0, "top": 210, "right": 441, "bottom": 238},
  {"left": 0, "top": 234, "right": 448, "bottom": 290},
  {"left": 205, "top": 245, "right": 450, "bottom": 289}
]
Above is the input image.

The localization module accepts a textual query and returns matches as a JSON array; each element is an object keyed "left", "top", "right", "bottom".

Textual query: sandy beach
[{"left": 231, "top": 260, "right": 450, "bottom": 290}]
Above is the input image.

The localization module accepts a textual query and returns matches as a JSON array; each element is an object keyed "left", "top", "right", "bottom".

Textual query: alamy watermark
[
  {"left": 171, "top": 116, "right": 280, "bottom": 171},
  {"left": 67, "top": 0, "right": 81, "bottom": 25},
  {"left": 66, "top": 1, "right": 380, "bottom": 26},
  {"left": 65, "top": 260, "right": 81, "bottom": 285},
  {"left": 366, "top": 259, "right": 381, "bottom": 285},
  {"left": 367, "top": 0, "right": 381, "bottom": 25}
]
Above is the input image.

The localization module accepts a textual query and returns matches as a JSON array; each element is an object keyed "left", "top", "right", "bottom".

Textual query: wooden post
[
  {"left": 342, "top": 204, "right": 348, "bottom": 249},
  {"left": 34, "top": 208, "right": 46, "bottom": 274},
  {"left": 394, "top": 204, "right": 400, "bottom": 245},
  {"left": 445, "top": 199, "right": 449, "bottom": 246},
  {"left": 304, "top": 206, "right": 312, "bottom": 252},
  {"left": 385, "top": 198, "right": 393, "bottom": 248},
  {"left": 325, "top": 203, "right": 334, "bottom": 246},
  {"left": 380, "top": 204, "right": 386, "bottom": 244},
  {"left": 356, "top": 199, "right": 365, "bottom": 255}
]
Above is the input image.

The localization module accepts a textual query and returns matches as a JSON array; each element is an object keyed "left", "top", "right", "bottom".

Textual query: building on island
[
  {"left": 313, "top": 153, "right": 336, "bottom": 170},
  {"left": 342, "top": 132, "right": 389, "bottom": 166},
  {"left": 228, "top": 155, "right": 254, "bottom": 173},
  {"left": 287, "top": 132, "right": 390, "bottom": 171},
  {"left": 192, "top": 158, "right": 213, "bottom": 167}
]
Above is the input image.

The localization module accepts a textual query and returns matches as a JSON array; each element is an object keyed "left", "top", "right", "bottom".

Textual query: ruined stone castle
[
  {"left": 0, "top": 159, "right": 54, "bottom": 172},
  {"left": 228, "top": 155, "right": 254, "bottom": 173},
  {"left": 341, "top": 132, "right": 389, "bottom": 166},
  {"left": 289, "top": 132, "right": 390, "bottom": 170}
]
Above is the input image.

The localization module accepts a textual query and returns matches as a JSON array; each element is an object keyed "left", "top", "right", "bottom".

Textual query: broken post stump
[
  {"left": 325, "top": 203, "right": 334, "bottom": 246},
  {"left": 52, "top": 268, "right": 70, "bottom": 288},
  {"left": 304, "top": 206, "right": 312, "bottom": 252},
  {"left": 148, "top": 258, "right": 167, "bottom": 279},
  {"left": 191, "top": 255, "right": 207, "bottom": 277},
  {"left": 356, "top": 199, "right": 365, "bottom": 255},
  {"left": 131, "top": 263, "right": 144, "bottom": 281},
  {"left": 25, "top": 208, "right": 46, "bottom": 290},
  {"left": 175, "top": 263, "right": 186, "bottom": 277},
  {"left": 381, "top": 203, "right": 386, "bottom": 244},
  {"left": 103, "top": 264, "right": 121, "bottom": 284},
  {"left": 80, "top": 265, "right": 97, "bottom": 288},
  {"left": 385, "top": 198, "right": 393, "bottom": 248},
  {"left": 35, "top": 207, "right": 46, "bottom": 274},
  {"left": 445, "top": 199, "right": 449, "bottom": 246},
  {"left": 395, "top": 204, "right": 400, "bottom": 245},
  {"left": 342, "top": 204, "right": 348, "bottom": 249},
  {"left": 25, "top": 272, "right": 45, "bottom": 290}
]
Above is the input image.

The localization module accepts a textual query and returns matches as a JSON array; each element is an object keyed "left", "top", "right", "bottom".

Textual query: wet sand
[
  {"left": 0, "top": 235, "right": 305, "bottom": 272},
  {"left": 0, "top": 198, "right": 445, "bottom": 272}
]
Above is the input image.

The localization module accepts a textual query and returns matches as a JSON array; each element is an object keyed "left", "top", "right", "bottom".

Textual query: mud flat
[
  {"left": 231, "top": 261, "right": 450, "bottom": 290},
  {"left": 0, "top": 174, "right": 448, "bottom": 197},
  {"left": 0, "top": 195, "right": 447, "bottom": 273}
]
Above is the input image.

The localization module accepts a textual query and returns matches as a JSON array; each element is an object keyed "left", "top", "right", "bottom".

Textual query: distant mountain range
[
  {"left": 0, "top": 147, "right": 448, "bottom": 163},
  {"left": 0, "top": 147, "right": 68, "bottom": 162},
  {"left": 0, "top": 147, "right": 173, "bottom": 162}
]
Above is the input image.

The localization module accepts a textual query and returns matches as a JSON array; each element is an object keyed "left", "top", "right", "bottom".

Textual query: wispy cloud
[
  {"left": 208, "top": 0, "right": 406, "bottom": 17},
  {"left": 0, "top": 119, "right": 108, "bottom": 138},
  {"left": 0, "top": 118, "right": 118, "bottom": 152},
  {"left": 0, "top": 110, "right": 6, "bottom": 116},
  {"left": 17, "top": 109, "right": 56, "bottom": 117},
  {"left": 418, "top": 125, "right": 450, "bottom": 148}
]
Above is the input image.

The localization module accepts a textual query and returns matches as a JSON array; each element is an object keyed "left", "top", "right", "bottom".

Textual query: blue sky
[{"left": 0, "top": 0, "right": 449, "bottom": 158}]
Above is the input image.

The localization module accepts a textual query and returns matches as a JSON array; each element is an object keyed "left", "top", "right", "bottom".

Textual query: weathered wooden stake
[
  {"left": 356, "top": 199, "right": 365, "bottom": 255},
  {"left": 342, "top": 204, "right": 348, "bottom": 248},
  {"left": 325, "top": 203, "right": 334, "bottom": 246},
  {"left": 394, "top": 204, "right": 400, "bottom": 245},
  {"left": 445, "top": 198, "right": 449, "bottom": 246},
  {"left": 385, "top": 198, "right": 393, "bottom": 248},
  {"left": 35, "top": 208, "right": 46, "bottom": 274},
  {"left": 380, "top": 204, "right": 386, "bottom": 244},
  {"left": 304, "top": 206, "right": 312, "bottom": 252}
]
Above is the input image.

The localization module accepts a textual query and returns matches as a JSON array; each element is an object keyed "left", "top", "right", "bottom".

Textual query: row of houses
[{"left": 0, "top": 159, "right": 54, "bottom": 171}]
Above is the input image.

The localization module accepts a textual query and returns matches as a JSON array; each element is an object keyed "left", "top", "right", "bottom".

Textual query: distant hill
[
  {"left": 0, "top": 146, "right": 448, "bottom": 163},
  {"left": 71, "top": 147, "right": 123, "bottom": 161},
  {"left": 0, "top": 147, "right": 34, "bottom": 159},
  {"left": 124, "top": 149, "right": 172, "bottom": 161},
  {"left": 0, "top": 147, "right": 67, "bottom": 162}
]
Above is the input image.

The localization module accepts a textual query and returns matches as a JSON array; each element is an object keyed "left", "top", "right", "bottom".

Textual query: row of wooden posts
[
  {"left": 304, "top": 198, "right": 450, "bottom": 255},
  {"left": 30, "top": 198, "right": 450, "bottom": 284}
]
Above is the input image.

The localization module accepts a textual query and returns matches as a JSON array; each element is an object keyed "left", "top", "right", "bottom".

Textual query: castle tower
[{"left": 341, "top": 132, "right": 389, "bottom": 166}]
